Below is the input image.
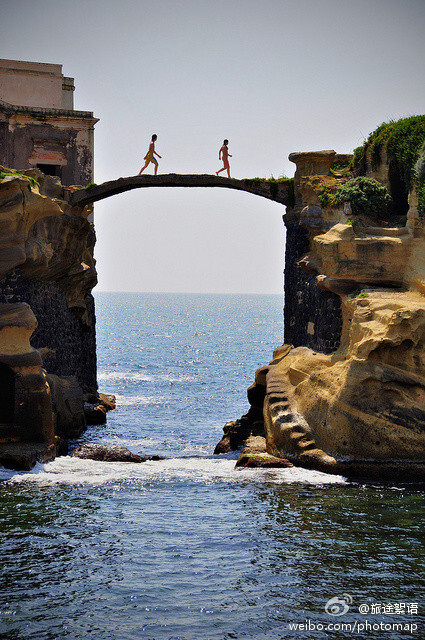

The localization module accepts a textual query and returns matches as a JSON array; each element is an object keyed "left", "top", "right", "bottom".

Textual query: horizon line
[{"left": 94, "top": 289, "right": 283, "bottom": 296}]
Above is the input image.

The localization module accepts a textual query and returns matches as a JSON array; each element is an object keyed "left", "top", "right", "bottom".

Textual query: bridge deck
[{"left": 69, "top": 174, "right": 290, "bottom": 208}]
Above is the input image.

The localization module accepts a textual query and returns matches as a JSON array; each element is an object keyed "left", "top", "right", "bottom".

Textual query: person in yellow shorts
[{"left": 138, "top": 134, "right": 162, "bottom": 175}]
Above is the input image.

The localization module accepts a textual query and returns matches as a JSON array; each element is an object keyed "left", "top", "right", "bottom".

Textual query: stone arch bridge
[{"left": 69, "top": 174, "right": 291, "bottom": 208}]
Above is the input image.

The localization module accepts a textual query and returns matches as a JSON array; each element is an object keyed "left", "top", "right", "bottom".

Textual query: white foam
[
  {"left": 113, "top": 394, "right": 167, "bottom": 407},
  {"left": 98, "top": 370, "right": 197, "bottom": 384},
  {"left": 0, "top": 455, "right": 347, "bottom": 487},
  {"left": 97, "top": 371, "right": 151, "bottom": 383}
]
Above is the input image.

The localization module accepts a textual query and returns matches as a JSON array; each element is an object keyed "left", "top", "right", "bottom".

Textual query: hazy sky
[{"left": 2, "top": 0, "right": 425, "bottom": 293}]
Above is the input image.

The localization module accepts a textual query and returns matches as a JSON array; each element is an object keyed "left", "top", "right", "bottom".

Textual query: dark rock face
[
  {"left": 283, "top": 220, "right": 342, "bottom": 354},
  {"left": 47, "top": 374, "right": 86, "bottom": 438},
  {"left": 84, "top": 403, "right": 107, "bottom": 425},
  {"left": 214, "top": 411, "right": 265, "bottom": 454},
  {"left": 83, "top": 393, "right": 116, "bottom": 425},
  {"left": 71, "top": 443, "right": 165, "bottom": 463},
  {"left": 0, "top": 270, "right": 97, "bottom": 395},
  {"left": 214, "top": 366, "right": 268, "bottom": 453},
  {"left": 0, "top": 442, "right": 56, "bottom": 470}
]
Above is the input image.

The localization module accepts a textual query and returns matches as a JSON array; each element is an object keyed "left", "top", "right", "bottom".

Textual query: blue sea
[{"left": 0, "top": 292, "right": 424, "bottom": 640}]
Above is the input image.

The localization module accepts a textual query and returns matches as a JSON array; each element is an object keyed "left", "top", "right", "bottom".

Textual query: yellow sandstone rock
[
  {"left": 250, "top": 143, "right": 425, "bottom": 480},
  {"left": 264, "top": 292, "right": 425, "bottom": 476}
]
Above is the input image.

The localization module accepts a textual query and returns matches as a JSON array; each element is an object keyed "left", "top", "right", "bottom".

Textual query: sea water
[{"left": 0, "top": 292, "right": 423, "bottom": 640}]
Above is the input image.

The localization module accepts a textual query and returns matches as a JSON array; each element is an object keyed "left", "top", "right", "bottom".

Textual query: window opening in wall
[{"left": 36, "top": 164, "right": 62, "bottom": 178}]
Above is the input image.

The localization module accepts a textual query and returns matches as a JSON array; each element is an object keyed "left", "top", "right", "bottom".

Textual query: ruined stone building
[
  {"left": 0, "top": 59, "right": 98, "bottom": 185},
  {"left": 0, "top": 61, "right": 99, "bottom": 467}
]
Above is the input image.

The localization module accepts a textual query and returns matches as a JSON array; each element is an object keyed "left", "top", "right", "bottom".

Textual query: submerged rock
[{"left": 71, "top": 443, "right": 164, "bottom": 463}]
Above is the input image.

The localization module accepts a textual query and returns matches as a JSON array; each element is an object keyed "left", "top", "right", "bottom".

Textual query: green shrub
[
  {"left": 416, "top": 142, "right": 425, "bottom": 181},
  {"left": 352, "top": 146, "right": 366, "bottom": 171},
  {"left": 386, "top": 117, "right": 425, "bottom": 189},
  {"left": 416, "top": 141, "right": 425, "bottom": 217},
  {"left": 317, "top": 182, "right": 337, "bottom": 208},
  {"left": 335, "top": 176, "right": 392, "bottom": 218},
  {"left": 352, "top": 116, "right": 425, "bottom": 190},
  {"left": 330, "top": 159, "right": 352, "bottom": 178}
]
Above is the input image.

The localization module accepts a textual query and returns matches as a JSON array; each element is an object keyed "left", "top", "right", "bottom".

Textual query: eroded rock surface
[
  {"left": 235, "top": 436, "right": 293, "bottom": 469},
  {"left": 0, "top": 442, "right": 56, "bottom": 471},
  {"left": 262, "top": 293, "right": 425, "bottom": 480},
  {"left": 71, "top": 443, "right": 165, "bottom": 463},
  {"left": 218, "top": 135, "right": 425, "bottom": 480},
  {"left": 0, "top": 172, "right": 104, "bottom": 469}
]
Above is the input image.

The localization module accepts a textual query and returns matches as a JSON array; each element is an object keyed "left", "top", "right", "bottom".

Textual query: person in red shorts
[{"left": 216, "top": 139, "right": 232, "bottom": 178}]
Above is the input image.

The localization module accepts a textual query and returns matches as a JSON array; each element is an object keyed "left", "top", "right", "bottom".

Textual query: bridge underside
[{"left": 69, "top": 174, "right": 290, "bottom": 208}]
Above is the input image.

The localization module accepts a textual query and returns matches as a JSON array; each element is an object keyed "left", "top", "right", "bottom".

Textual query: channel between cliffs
[{"left": 1, "top": 124, "right": 425, "bottom": 478}]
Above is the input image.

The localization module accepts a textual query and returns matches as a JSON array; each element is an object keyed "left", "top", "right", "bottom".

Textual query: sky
[{"left": 1, "top": 0, "right": 425, "bottom": 294}]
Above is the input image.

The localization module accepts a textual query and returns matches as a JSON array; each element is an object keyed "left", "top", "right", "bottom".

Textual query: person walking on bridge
[
  {"left": 216, "top": 139, "right": 232, "bottom": 178},
  {"left": 138, "top": 134, "right": 162, "bottom": 175}
]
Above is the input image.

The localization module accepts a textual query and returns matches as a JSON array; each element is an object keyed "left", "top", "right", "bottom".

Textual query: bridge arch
[
  {"left": 69, "top": 174, "right": 291, "bottom": 209},
  {"left": 92, "top": 183, "right": 287, "bottom": 295}
]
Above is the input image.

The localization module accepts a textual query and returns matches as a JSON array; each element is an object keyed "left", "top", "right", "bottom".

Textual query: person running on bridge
[
  {"left": 138, "top": 134, "right": 162, "bottom": 175},
  {"left": 216, "top": 139, "right": 232, "bottom": 178}
]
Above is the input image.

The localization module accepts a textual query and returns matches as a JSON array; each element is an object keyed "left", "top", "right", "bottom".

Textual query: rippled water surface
[{"left": 1, "top": 293, "right": 424, "bottom": 640}]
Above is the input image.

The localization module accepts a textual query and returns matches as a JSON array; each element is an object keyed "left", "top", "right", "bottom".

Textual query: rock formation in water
[
  {"left": 71, "top": 443, "right": 165, "bottom": 463},
  {"left": 0, "top": 169, "right": 109, "bottom": 469},
  {"left": 217, "top": 116, "right": 425, "bottom": 481}
]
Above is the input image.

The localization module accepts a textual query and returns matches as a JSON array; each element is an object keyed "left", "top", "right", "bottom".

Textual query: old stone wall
[
  {"left": 0, "top": 120, "right": 95, "bottom": 186},
  {"left": 283, "top": 218, "right": 342, "bottom": 353},
  {"left": 0, "top": 270, "right": 97, "bottom": 395}
]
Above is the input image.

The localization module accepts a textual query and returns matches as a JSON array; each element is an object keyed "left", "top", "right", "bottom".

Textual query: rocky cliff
[
  {"left": 0, "top": 169, "right": 103, "bottom": 469},
  {"left": 2, "top": 116, "right": 425, "bottom": 479},
  {"left": 217, "top": 116, "right": 425, "bottom": 481}
]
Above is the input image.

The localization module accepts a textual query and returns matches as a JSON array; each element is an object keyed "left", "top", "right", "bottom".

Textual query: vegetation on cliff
[
  {"left": 415, "top": 141, "right": 425, "bottom": 217},
  {"left": 353, "top": 115, "right": 425, "bottom": 216},
  {"left": 0, "top": 165, "right": 39, "bottom": 188},
  {"left": 315, "top": 158, "right": 353, "bottom": 209},
  {"left": 243, "top": 176, "right": 295, "bottom": 207},
  {"left": 334, "top": 176, "right": 392, "bottom": 218}
]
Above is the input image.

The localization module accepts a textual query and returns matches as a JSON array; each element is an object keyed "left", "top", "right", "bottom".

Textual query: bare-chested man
[
  {"left": 216, "top": 139, "right": 232, "bottom": 178},
  {"left": 138, "top": 134, "right": 162, "bottom": 175}
]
